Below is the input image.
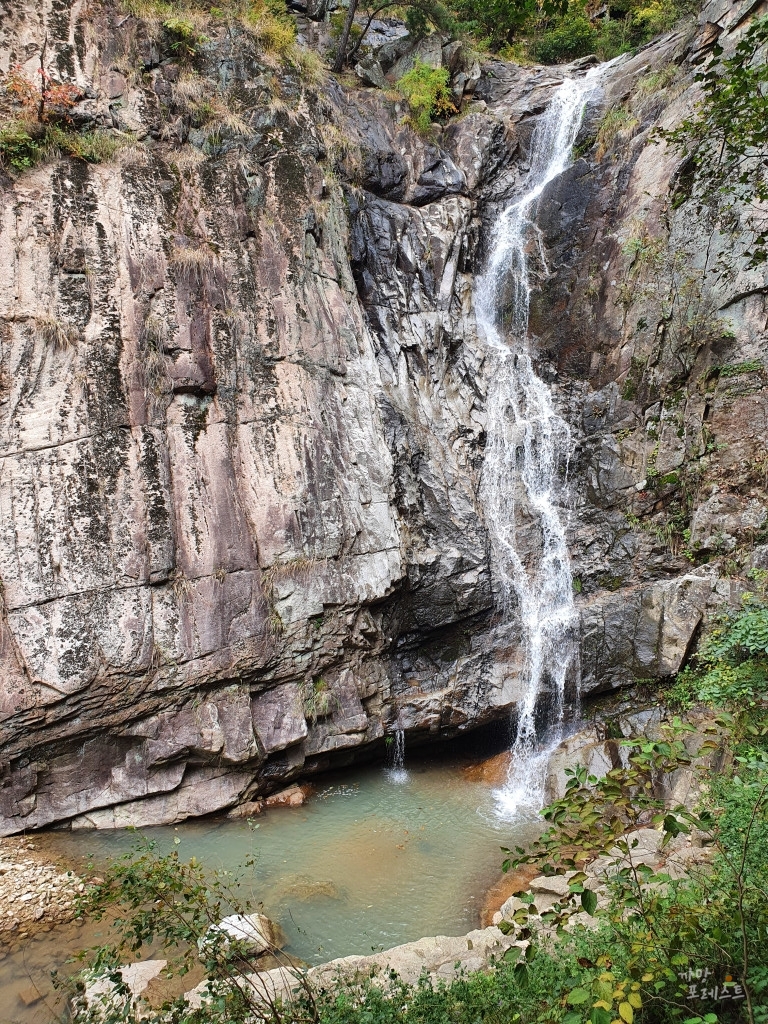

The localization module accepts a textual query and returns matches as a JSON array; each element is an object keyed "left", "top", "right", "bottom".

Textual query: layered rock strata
[{"left": 0, "top": 0, "right": 764, "bottom": 832}]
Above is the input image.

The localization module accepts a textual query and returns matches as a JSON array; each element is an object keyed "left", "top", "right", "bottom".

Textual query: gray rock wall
[{"left": 0, "top": 0, "right": 763, "bottom": 833}]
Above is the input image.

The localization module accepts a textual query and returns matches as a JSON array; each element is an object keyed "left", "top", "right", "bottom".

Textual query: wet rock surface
[{"left": 0, "top": 0, "right": 764, "bottom": 833}]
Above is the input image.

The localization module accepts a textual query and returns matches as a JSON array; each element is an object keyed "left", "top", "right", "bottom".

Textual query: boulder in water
[
  {"left": 209, "top": 913, "right": 284, "bottom": 954},
  {"left": 264, "top": 784, "right": 310, "bottom": 809}
]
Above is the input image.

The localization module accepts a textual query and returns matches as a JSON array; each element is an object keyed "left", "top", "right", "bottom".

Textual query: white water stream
[{"left": 477, "top": 67, "right": 607, "bottom": 819}]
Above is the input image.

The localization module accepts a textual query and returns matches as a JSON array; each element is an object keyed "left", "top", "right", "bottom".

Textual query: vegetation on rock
[
  {"left": 396, "top": 60, "right": 457, "bottom": 133},
  {"left": 657, "top": 16, "right": 768, "bottom": 265},
  {"left": 331, "top": 0, "right": 697, "bottom": 71},
  {"left": 0, "top": 58, "right": 127, "bottom": 172},
  {"left": 669, "top": 597, "right": 768, "bottom": 711}
]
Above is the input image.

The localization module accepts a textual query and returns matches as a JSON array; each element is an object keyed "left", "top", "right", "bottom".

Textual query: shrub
[
  {"left": 163, "top": 15, "right": 210, "bottom": 59},
  {"left": 506, "top": 709, "right": 768, "bottom": 1022},
  {"left": 0, "top": 121, "right": 128, "bottom": 173},
  {"left": 1, "top": 63, "right": 129, "bottom": 174},
  {"left": 0, "top": 121, "right": 42, "bottom": 170},
  {"left": 518, "top": 0, "right": 696, "bottom": 65},
  {"left": 396, "top": 61, "right": 456, "bottom": 134},
  {"left": 5, "top": 62, "right": 80, "bottom": 123},
  {"left": 668, "top": 597, "right": 768, "bottom": 710},
  {"left": 529, "top": 13, "right": 596, "bottom": 64},
  {"left": 241, "top": 0, "right": 297, "bottom": 57}
]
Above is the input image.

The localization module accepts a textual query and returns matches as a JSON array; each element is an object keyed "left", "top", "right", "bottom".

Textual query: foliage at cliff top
[
  {"left": 331, "top": 0, "right": 698, "bottom": 69},
  {"left": 119, "top": 0, "right": 301, "bottom": 59}
]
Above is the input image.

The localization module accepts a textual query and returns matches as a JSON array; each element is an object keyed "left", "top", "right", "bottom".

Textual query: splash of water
[
  {"left": 385, "top": 727, "right": 408, "bottom": 784},
  {"left": 476, "top": 68, "right": 606, "bottom": 819}
]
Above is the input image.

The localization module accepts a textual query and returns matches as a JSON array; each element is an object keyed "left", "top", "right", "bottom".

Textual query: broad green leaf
[
  {"left": 581, "top": 889, "right": 598, "bottom": 916},
  {"left": 566, "top": 987, "right": 591, "bottom": 1005},
  {"left": 590, "top": 1009, "right": 612, "bottom": 1024}
]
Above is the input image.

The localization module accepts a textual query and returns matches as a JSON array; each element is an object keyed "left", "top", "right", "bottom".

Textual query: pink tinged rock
[
  {"left": 264, "top": 784, "right": 306, "bottom": 808},
  {"left": 251, "top": 684, "right": 307, "bottom": 753}
]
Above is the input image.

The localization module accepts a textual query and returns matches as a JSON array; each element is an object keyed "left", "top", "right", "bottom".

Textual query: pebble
[
  {"left": 17, "top": 984, "right": 43, "bottom": 1007},
  {"left": 0, "top": 837, "right": 80, "bottom": 940}
]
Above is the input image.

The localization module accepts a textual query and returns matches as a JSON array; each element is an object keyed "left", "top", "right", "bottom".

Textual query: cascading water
[
  {"left": 386, "top": 726, "right": 408, "bottom": 783},
  {"left": 476, "top": 67, "right": 607, "bottom": 819}
]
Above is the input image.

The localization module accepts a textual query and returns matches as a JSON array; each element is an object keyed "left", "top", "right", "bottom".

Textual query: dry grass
[
  {"left": 35, "top": 315, "right": 80, "bottom": 351},
  {"left": 289, "top": 47, "right": 326, "bottom": 85},
  {"left": 144, "top": 348, "right": 169, "bottom": 399},
  {"left": 595, "top": 106, "right": 639, "bottom": 160},
  {"left": 169, "top": 145, "right": 208, "bottom": 172},
  {"left": 114, "top": 140, "right": 150, "bottom": 167},
  {"left": 169, "top": 567, "right": 192, "bottom": 605},
  {"left": 318, "top": 120, "right": 363, "bottom": 179},
  {"left": 170, "top": 243, "right": 220, "bottom": 282},
  {"left": 201, "top": 95, "right": 253, "bottom": 136},
  {"left": 172, "top": 71, "right": 208, "bottom": 108},
  {"left": 240, "top": 2, "right": 297, "bottom": 58},
  {"left": 171, "top": 73, "right": 253, "bottom": 139}
]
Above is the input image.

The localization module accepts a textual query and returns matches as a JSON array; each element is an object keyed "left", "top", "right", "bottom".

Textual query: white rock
[
  {"left": 81, "top": 959, "right": 167, "bottom": 1019},
  {"left": 208, "top": 913, "right": 281, "bottom": 955}
]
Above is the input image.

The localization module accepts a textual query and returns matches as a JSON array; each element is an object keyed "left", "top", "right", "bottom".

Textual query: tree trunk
[{"left": 332, "top": 0, "right": 359, "bottom": 73}]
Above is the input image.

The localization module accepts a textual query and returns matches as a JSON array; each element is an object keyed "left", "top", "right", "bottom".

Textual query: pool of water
[{"left": 0, "top": 752, "right": 539, "bottom": 1023}]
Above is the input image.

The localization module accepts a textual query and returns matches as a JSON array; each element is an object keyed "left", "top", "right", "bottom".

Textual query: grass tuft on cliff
[
  {"left": 120, "top": 0, "right": 303, "bottom": 62},
  {"left": 0, "top": 119, "right": 131, "bottom": 174}
]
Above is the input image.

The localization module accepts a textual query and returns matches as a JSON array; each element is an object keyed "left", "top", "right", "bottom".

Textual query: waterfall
[
  {"left": 386, "top": 727, "right": 408, "bottom": 783},
  {"left": 476, "top": 67, "right": 606, "bottom": 819}
]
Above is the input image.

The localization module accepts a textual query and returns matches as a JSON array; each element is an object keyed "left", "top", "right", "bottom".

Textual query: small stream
[{"left": 0, "top": 751, "right": 540, "bottom": 1024}]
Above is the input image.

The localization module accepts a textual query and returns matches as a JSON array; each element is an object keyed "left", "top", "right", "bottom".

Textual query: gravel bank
[{"left": 0, "top": 837, "right": 81, "bottom": 944}]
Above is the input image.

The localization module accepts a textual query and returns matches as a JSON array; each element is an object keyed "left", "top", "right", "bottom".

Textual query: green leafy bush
[
  {"left": 450, "top": 0, "right": 545, "bottom": 45},
  {"left": 507, "top": 711, "right": 768, "bottom": 1023},
  {"left": 396, "top": 60, "right": 456, "bottom": 133},
  {"left": 669, "top": 598, "right": 768, "bottom": 709},
  {"left": 521, "top": 0, "right": 695, "bottom": 65},
  {"left": 163, "top": 15, "right": 210, "bottom": 58},
  {"left": 0, "top": 121, "right": 42, "bottom": 170},
  {"left": 529, "top": 12, "right": 596, "bottom": 64}
]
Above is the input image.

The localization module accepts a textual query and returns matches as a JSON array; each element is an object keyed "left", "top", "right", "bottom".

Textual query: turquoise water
[{"left": 0, "top": 753, "right": 540, "bottom": 1023}]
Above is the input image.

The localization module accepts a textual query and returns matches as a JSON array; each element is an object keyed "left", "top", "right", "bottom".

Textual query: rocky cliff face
[{"left": 0, "top": 0, "right": 764, "bottom": 834}]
